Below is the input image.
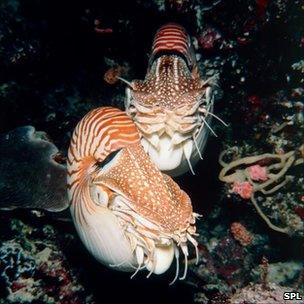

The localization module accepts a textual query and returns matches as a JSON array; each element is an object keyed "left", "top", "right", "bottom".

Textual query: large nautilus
[
  {"left": 0, "top": 107, "right": 199, "bottom": 283},
  {"left": 67, "top": 106, "right": 199, "bottom": 282}
]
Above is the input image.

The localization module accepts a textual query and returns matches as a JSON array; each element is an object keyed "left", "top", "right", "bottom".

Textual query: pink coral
[
  {"left": 247, "top": 164, "right": 268, "bottom": 181},
  {"left": 232, "top": 181, "right": 253, "bottom": 199},
  {"left": 230, "top": 222, "right": 253, "bottom": 246}
]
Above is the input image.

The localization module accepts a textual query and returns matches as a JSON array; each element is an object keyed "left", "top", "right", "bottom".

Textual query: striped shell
[
  {"left": 150, "top": 23, "right": 194, "bottom": 67},
  {"left": 125, "top": 23, "right": 214, "bottom": 176},
  {"left": 67, "top": 106, "right": 198, "bottom": 282}
]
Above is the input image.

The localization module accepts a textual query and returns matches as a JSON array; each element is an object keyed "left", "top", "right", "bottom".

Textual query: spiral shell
[{"left": 67, "top": 107, "right": 198, "bottom": 282}]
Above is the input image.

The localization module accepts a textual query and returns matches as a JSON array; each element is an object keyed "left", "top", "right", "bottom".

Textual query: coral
[
  {"left": 209, "top": 293, "right": 230, "bottom": 304},
  {"left": 166, "top": 0, "right": 190, "bottom": 12},
  {"left": 251, "top": 261, "right": 303, "bottom": 286},
  {"left": 197, "top": 27, "right": 222, "bottom": 50},
  {"left": 247, "top": 165, "right": 268, "bottom": 182},
  {"left": 0, "top": 241, "right": 36, "bottom": 288},
  {"left": 292, "top": 60, "right": 304, "bottom": 73},
  {"left": 219, "top": 143, "right": 304, "bottom": 234},
  {"left": 191, "top": 230, "right": 252, "bottom": 292},
  {"left": 230, "top": 222, "right": 253, "bottom": 246},
  {"left": 103, "top": 66, "right": 125, "bottom": 85},
  {"left": 0, "top": 126, "right": 68, "bottom": 212},
  {"left": 0, "top": 1, "right": 41, "bottom": 68},
  {"left": 259, "top": 256, "right": 269, "bottom": 290},
  {"left": 231, "top": 182, "right": 253, "bottom": 200},
  {"left": 0, "top": 219, "right": 94, "bottom": 304}
]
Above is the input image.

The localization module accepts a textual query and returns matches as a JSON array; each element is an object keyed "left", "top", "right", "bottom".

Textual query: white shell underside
[
  {"left": 71, "top": 204, "right": 137, "bottom": 272},
  {"left": 70, "top": 202, "right": 175, "bottom": 275},
  {"left": 141, "top": 106, "right": 213, "bottom": 177}
]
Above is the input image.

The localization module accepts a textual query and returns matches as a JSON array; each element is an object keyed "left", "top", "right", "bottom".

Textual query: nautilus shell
[
  {"left": 124, "top": 23, "right": 215, "bottom": 176},
  {"left": 67, "top": 107, "right": 199, "bottom": 282}
]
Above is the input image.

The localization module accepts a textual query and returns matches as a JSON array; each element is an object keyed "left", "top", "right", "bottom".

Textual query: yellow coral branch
[
  {"left": 218, "top": 145, "right": 303, "bottom": 234},
  {"left": 251, "top": 196, "right": 289, "bottom": 234}
]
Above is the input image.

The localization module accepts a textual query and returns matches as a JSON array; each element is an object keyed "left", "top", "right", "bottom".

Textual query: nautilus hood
[{"left": 94, "top": 142, "right": 193, "bottom": 233}]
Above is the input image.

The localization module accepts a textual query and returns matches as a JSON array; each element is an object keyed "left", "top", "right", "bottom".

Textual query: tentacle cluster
[{"left": 108, "top": 194, "right": 200, "bottom": 283}]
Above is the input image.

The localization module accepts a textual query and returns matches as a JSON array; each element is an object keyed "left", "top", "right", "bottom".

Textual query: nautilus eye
[
  {"left": 98, "top": 148, "right": 122, "bottom": 169},
  {"left": 89, "top": 184, "right": 109, "bottom": 207}
]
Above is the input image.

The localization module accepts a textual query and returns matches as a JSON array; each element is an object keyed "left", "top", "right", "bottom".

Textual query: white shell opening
[{"left": 145, "top": 244, "right": 175, "bottom": 275}]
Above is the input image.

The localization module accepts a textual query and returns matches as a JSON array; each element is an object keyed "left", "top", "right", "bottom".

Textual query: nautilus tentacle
[
  {"left": 67, "top": 106, "right": 199, "bottom": 280},
  {"left": 125, "top": 23, "right": 218, "bottom": 176}
]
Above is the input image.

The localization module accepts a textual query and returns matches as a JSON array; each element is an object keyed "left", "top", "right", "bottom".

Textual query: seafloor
[{"left": 0, "top": 0, "right": 303, "bottom": 303}]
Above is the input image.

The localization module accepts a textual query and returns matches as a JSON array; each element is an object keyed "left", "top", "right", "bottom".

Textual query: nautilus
[
  {"left": 123, "top": 23, "right": 222, "bottom": 176},
  {"left": 67, "top": 106, "right": 199, "bottom": 282}
]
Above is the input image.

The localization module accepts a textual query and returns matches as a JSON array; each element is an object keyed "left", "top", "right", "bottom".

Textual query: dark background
[{"left": 0, "top": 0, "right": 303, "bottom": 303}]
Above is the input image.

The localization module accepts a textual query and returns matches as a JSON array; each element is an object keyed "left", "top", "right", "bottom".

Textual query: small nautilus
[{"left": 122, "top": 23, "right": 225, "bottom": 176}]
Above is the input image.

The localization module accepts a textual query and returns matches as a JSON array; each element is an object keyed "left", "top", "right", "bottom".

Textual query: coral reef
[
  {"left": 186, "top": 1, "right": 304, "bottom": 301},
  {"left": 103, "top": 65, "right": 128, "bottom": 85},
  {"left": 0, "top": 217, "right": 94, "bottom": 304},
  {"left": 0, "top": 0, "right": 303, "bottom": 303},
  {"left": 219, "top": 141, "right": 303, "bottom": 234},
  {"left": 230, "top": 283, "right": 303, "bottom": 304},
  {"left": 230, "top": 257, "right": 303, "bottom": 303}
]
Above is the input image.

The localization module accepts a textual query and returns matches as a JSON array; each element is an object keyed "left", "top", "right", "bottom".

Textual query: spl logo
[{"left": 283, "top": 292, "right": 303, "bottom": 301}]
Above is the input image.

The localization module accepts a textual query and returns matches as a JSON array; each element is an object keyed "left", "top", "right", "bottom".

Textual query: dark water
[{"left": 0, "top": 0, "right": 303, "bottom": 303}]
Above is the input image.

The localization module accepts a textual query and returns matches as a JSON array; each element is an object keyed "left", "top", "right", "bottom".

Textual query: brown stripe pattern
[{"left": 67, "top": 107, "right": 140, "bottom": 225}]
